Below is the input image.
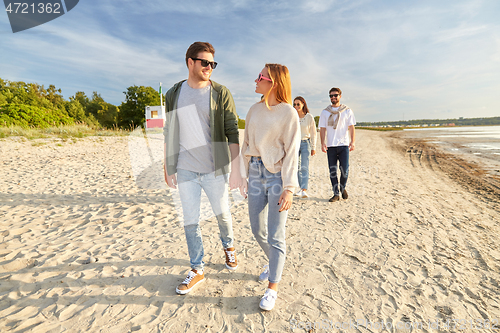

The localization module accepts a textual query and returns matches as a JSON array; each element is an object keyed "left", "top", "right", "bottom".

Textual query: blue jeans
[
  {"left": 176, "top": 169, "right": 234, "bottom": 271},
  {"left": 298, "top": 139, "right": 311, "bottom": 190},
  {"left": 327, "top": 146, "right": 349, "bottom": 196},
  {"left": 247, "top": 157, "right": 287, "bottom": 283}
]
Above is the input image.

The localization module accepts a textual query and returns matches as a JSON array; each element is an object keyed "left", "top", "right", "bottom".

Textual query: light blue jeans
[
  {"left": 298, "top": 139, "right": 311, "bottom": 190},
  {"left": 247, "top": 157, "right": 287, "bottom": 283},
  {"left": 177, "top": 169, "right": 234, "bottom": 271}
]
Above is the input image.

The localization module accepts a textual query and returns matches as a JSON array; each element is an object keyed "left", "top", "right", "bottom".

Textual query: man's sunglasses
[
  {"left": 257, "top": 73, "right": 272, "bottom": 82},
  {"left": 191, "top": 58, "right": 217, "bottom": 69},
  {"left": 329, "top": 94, "right": 340, "bottom": 98}
]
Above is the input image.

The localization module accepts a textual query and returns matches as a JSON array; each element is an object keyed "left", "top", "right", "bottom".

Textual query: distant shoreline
[
  {"left": 357, "top": 124, "right": 500, "bottom": 131},
  {"left": 388, "top": 130, "right": 500, "bottom": 209},
  {"left": 356, "top": 116, "right": 500, "bottom": 128}
]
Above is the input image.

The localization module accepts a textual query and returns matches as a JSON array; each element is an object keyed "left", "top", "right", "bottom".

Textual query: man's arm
[
  {"left": 163, "top": 142, "right": 177, "bottom": 189},
  {"left": 163, "top": 86, "right": 178, "bottom": 189},
  {"left": 348, "top": 125, "right": 355, "bottom": 151},
  {"left": 318, "top": 111, "right": 328, "bottom": 153},
  {"left": 320, "top": 127, "right": 327, "bottom": 153}
]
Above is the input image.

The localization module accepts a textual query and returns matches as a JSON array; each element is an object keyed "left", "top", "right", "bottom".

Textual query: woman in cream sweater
[
  {"left": 293, "top": 96, "right": 317, "bottom": 198},
  {"left": 241, "top": 64, "right": 300, "bottom": 311}
]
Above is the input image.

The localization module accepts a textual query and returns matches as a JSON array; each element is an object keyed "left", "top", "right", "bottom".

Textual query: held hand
[
  {"left": 163, "top": 164, "right": 177, "bottom": 189},
  {"left": 349, "top": 142, "right": 355, "bottom": 151},
  {"left": 240, "top": 180, "right": 248, "bottom": 199},
  {"left": 311, "top": 149, "right": 316, "bottom": 156},
  {"left": 278, "top": 190, "right": 293, "bottom": 212},
  {"left": 229, "top": 171, "right": 243, "bottom": 190},
  {"left": 321, "top": 143, "right": 328, "bottom": 153}
]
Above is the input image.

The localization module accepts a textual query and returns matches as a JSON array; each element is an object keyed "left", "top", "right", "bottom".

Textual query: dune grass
[{"left": 0, "top": 124, "right": 131, "bottom": 140}]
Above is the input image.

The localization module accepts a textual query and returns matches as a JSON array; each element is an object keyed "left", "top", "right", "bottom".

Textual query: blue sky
[{"left": 1, "top": 0, "right": 499, "bottom": 121}]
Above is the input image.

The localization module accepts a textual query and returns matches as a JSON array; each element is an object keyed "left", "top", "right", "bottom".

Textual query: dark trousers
[{"left": 327, "top": 146, "right": 349, "bottom": 196}]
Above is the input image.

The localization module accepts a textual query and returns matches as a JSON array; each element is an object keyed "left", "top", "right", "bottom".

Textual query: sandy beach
[{"left": 1, "top": 130, "right": 499, "bottom": 332}]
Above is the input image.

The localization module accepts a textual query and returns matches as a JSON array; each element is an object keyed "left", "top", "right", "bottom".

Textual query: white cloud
[{"left": 433, "top": 25, "right": 487, "bottom": 43}]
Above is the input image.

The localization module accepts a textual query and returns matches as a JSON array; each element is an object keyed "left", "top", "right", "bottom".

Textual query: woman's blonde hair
[{"left": 261, "top": 63, "right": 292, "bottom": 109}]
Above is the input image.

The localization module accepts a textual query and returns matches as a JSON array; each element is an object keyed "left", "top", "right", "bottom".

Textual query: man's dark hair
[
  {"left": 329, "top": 87, "right": 342, "bottom": 95},
  {"left": 185, "top": 42, "right": 215, "bottom": 67}
]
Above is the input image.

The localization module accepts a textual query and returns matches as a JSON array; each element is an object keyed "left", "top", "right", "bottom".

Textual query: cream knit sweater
[{"left": 241, "top": 102, "right": 301, "bottom": 192}]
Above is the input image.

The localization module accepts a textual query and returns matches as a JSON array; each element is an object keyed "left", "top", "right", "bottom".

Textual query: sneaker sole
[
  {"left": 225, "top": 263, "right": 238, "bottom": 271},
  {"left": 259, "top": 302, "right": 275, "bottom": 311},
  {"left": 175, "top": 277, "right": 205, "bottom": 295}
]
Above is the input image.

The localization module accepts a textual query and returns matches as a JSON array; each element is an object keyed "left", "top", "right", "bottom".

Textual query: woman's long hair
[
  {"left": 261, "top": 63, "right": 292, "bottom": 109},
  {"left": 294, "top": 96, "right": 309, "bottom": 114}
]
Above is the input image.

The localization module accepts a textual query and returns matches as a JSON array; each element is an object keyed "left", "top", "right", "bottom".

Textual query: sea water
[{"left": 404, "top": 126, "right": 500, "bottom": 157}]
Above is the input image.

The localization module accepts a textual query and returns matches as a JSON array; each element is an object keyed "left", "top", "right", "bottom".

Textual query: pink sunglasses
[{"left": 257, "top": 73, "right": 272, "bottom": 82}]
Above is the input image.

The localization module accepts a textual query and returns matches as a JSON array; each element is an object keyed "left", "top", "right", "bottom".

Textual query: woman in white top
[
  {"left": 241, "top": 64, "right": 300, "bottom": 311},
  {"left": 293, "top": 96, "right": 317, "bottom": 198}
]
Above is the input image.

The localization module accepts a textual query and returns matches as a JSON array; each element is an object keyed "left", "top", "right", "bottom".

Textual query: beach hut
[{"left": 145, "top": 105, "right": 165, "bottom": 129}]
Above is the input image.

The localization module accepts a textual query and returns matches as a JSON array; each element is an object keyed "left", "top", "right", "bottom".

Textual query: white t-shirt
[{"left": 318, "top": 107, "right": 356, "bottom": 147}]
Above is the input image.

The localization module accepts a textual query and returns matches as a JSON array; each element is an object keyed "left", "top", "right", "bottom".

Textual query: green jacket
[{"left": 163, "top": 80, "right": 239, "bottom": 176}]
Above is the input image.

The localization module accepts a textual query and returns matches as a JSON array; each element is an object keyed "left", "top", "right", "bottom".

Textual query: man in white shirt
[{"left": 318, "top": 87, "right": 356, "bottom": 202}]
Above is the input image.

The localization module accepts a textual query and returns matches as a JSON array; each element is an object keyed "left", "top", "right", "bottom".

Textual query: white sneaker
[
  {"left": 293, "top": 190, "right": 302, "bottom": 197},
  {"left": 259, "top": 264, "right": 269, "bottom": 281},
  {"left": 259, "top": 288, "right": 278, "bottom": 311},
  {"left": 301, "top": 191, "right": 309, "bottom": 198}
]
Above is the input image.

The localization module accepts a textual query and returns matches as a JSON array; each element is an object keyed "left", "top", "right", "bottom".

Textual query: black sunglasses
[
  {"left": 329, "top": 94, "right": 340, "bottom": 98},
  {"left": 191, "top": 58, "right": 217, "bottom": 69}
]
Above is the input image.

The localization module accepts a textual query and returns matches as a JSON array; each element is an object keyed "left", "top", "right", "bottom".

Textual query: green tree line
[
  {"left": 357, "top": 116, "right": 500, "bottom": 127},
  {"left": 0, "top": 78, "right": 160, "bottom": 129}
]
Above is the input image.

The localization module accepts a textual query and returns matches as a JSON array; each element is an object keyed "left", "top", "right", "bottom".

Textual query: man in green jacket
[{"left": 163, "top": 42, "right": 243, "bottom": 295}]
